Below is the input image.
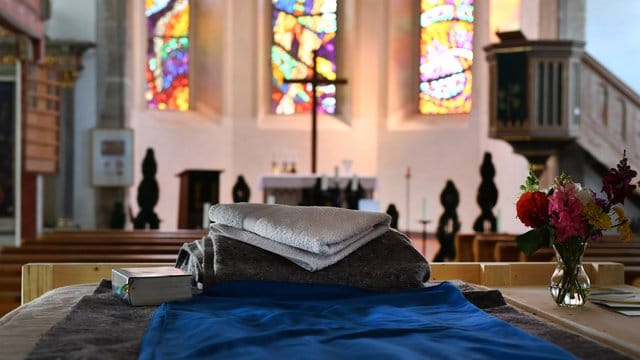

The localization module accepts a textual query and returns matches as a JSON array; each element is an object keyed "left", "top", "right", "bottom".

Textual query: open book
[{"left": 112, "top": 266, "right": 194, "bottom": 306}]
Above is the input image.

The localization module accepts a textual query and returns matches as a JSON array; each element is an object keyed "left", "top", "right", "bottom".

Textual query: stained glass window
[
  {"left": 419, "top": 0, "right": 474, "bottom": 114},
  {"left": 145, "top": 0, "right": 190, "bottom": 111},
  {"left": 271, "top": 0, "right": 338, "bottom": 115}
]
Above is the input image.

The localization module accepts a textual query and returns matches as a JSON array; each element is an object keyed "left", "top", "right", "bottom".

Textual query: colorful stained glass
[
  {"left": 145, "top": 0, "right": 190, "bottom": 111},
  {"left": 271, "top": 0, "right": 338, "bottom": 115},
  {"left": 419, "top": 0, "right": 474, "bottom": 114}
]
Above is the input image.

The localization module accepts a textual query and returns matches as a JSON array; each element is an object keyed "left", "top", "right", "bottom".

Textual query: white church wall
[
  {"left": 585, "top": 0, "right": 640, "bottom": 93},
  {"left": 126, "top": 0, "right": 233, "bottom": 230},
  {"left": 43, "top": 0, "right": 552, "bottom": 234},
  {"left": 379, "top": 0, "right": 530, "bottom": 233}
]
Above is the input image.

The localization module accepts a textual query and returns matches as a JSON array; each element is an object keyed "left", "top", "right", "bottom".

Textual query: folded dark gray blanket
[
  {"left": 176, "top": 229, "right": 431, "bottom": 291},
  {"left": 26, "top": 281, "right": 631, "bottom": 360}
]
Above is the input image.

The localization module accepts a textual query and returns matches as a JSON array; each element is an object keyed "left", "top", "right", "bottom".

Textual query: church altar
[{"left": 258, "top": 174, "right": 377, "bottom": 205}]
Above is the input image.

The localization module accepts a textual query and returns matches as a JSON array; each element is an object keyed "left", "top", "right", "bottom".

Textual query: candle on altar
[
  {"left": 202, "top": 202, "right": 211, "bottom": 229},
  {"left": 351, "top": 174, "right": 359, "bottom": 191},
  {"left": 421, "top": 197, "right": 428, "bottom": 220},
  {"left": 321, "top": 175, "right": 329, "bottom": 191}
]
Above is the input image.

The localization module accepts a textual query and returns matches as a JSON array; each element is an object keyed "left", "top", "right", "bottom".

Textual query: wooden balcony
[{"left": 485, "top": 32, "right": 640, "bottom": 174}]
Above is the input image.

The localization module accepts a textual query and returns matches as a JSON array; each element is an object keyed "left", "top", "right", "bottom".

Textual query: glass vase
[{"left": 549, "top": 239, "right": 590, "bottom": 307}]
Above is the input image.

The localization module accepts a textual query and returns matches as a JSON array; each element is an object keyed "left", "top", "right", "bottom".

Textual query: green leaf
[
  {"left": 519, "top": 169, "right": 540, "bottom": 193},
  {"left": 515, "top": 227, "right": 550, "bottom": 256}
]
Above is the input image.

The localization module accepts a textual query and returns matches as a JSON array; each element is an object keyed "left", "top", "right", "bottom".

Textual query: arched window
[
  {"left": 271, "top": 0, "right": 338, "bottom": 115},
  {"left": 145, "top": 0, "right": 190, "bottom": 111},
  {"left": 419, "top": 0, "right": 474, "bottom": 114}
]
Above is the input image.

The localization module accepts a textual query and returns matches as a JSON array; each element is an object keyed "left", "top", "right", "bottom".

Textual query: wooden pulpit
[{"left": 177, "top": 170, "right": 223, "bottom": 229}]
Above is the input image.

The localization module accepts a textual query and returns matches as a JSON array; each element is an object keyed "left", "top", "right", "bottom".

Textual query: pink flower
[{"left": 548, "top": 182, "right": 586, "bottom": 242}]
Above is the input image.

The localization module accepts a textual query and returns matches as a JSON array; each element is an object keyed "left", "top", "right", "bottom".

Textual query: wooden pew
[
  {"left": 0, "top": 244, "right": 182, "bottom": 255},
  {"left": 583, "top": 256, "right": 640, "bottom": 266},
  {"left": 472, "top": 233, "right": 516, "bottom": 262},
  {"left": 0, "top": 229, "right": 204, "bottom": 317},
  {"left": 493, "top": 242, "right": 521, "bottom": 262},
  {"left": 453, "top": 233, "right": 476, "bottom": 261},
  {"left": 27, "top": 229, "right": 207, "bottom": 245},
  {"left": 625, "top": 266, "right": 640, "bottom": 286}
]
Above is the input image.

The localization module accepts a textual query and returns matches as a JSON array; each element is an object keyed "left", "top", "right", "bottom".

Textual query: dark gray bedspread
[
  {"left": 176, "top": 232, "right": 430, "bottom": 291},
  {"left": 26, "top": 281, "right": 631, "bottom": 360}
]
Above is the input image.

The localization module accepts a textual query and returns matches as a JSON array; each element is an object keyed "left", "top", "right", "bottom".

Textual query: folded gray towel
[
  {"left": 208, "top": 203, "right": 391, "bottom": 271},
  {"left": 175, "top": 230, "right": 430, "bottom": 291}
]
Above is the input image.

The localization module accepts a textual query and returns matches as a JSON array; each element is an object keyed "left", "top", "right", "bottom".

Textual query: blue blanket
[{"left": 138, "top": 281, "right": 575, "bottom": 360}]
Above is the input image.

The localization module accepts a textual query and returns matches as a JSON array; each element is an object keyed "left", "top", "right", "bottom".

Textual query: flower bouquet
[{"left": 515, "top": 151, "right": 638, "bottom": 307}]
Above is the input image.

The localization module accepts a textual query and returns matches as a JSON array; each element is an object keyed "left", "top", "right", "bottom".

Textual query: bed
[
  {"left": 3, "top": 204, "right": 639, "bottom": 359},
  {"left": 1, "top": 261, "right": 637, "bottom": 359}
]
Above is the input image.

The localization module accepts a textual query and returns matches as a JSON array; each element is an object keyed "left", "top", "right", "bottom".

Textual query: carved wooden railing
[
  {"left": 485, "top": 35, "right": 640, "bottom": 173},
  {"left": 577, "top": 53, "right": 640, "bottom": 173}
]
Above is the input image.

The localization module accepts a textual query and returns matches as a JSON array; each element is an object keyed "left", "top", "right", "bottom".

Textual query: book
[
  {"left": 590, "top": 289, "right": 640, "bottom": 316},
  {"left": 112, "top": 266, "right": 194, "bottom": 306}
]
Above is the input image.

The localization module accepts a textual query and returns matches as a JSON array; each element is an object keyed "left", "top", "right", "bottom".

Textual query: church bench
[
  {"left": 495, "top": 243, "right": 640, "bottom": 262},
  {"left": 459, "top": 234, "right": 640, "bottom": 285},
  {"left": 0, "top": 264, "right": 21, "bottom": 276},
  {"left": 25, "top": 231, "right": 206, "bottom": 246},
  {"left": 588, "top": 241, "right": 640, "bottom": 248},
  {"left": 493, "top": 241, "right": 521, "bottom": 262},
  {"left": 625, "top": 266, "right": 640, "bottom": 286},
  {"left": 472, "top": 233, "right": 516, "bottom": 262},
  {"left": 584, "top": 248, "right": 640, "bottom": 257},
  {"left": 27, "top": 229, "right": 207, "bottom": 245},
  {"left": 0, "top": 244, "right": 182, "bottom": 255},
  {"left": 0, "top": 277, "right": 21, "bottom": 291},
  {"left": 0, "top": 290, "right": 20, "bottom": 317},
  {"left": 583, "top": 256, "right": 640, "bottom": 266},
  {"left": 0, "top": 247, "right": 181, "bottom": 316},
  {"left": 453, "top": 233, "right": 475, "bottom": 261},
  {"left": 0, "top": 253, "right": 178, "bottom": 263}
]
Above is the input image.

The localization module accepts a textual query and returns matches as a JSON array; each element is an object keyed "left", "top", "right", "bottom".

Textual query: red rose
[{"left": 516, "top": 191, "right": 550, "bottom": 228}]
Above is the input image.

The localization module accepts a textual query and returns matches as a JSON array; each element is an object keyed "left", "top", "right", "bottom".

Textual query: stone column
[
  {"left": 95, "top": 0, "right": 127, "bottom": 228},
  {"left": 42, "top": 41, "right": 94, "bottom": 227}
]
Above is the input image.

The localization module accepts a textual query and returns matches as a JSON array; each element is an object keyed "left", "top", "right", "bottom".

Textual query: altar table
[{"left": 258, "top": 174, "right": 377, "bottom": 205}]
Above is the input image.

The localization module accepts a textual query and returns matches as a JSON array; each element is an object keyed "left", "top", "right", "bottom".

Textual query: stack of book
[
  {"left": 590, "top": 288, "right": 640, "bottom": 316},
  {"left": 112, "top": 266, "right": 194, "bottom": 306}
]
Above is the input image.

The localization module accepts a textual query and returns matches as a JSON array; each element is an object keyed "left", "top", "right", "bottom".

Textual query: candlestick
[
  {"left": 422, "top": 197, "right": 428, "bottom": 220},
  {"left": 321, "top": 175, "right": 329, "bottom": 191},
  {"left": 202, "top": 202, "right": 211, "bottom": 229},
  {"left": 351, "top": 174, "right": 358, "bottom": 191}
]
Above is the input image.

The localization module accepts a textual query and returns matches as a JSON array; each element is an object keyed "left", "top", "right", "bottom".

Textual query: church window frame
[
  {"left": 418, "top": 0, "right": 474, "bottom": 115},
  {"left": 268, "top": 0, "right": 353, "bottom": 121},
  {"left": 144, "top": 0, "right": 191, "bottom": 112}
]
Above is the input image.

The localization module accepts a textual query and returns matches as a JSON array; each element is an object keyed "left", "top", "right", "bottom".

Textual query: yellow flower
[
  {"left": 612, "top": 207, "right": 632, "bottom": 241},
  {"left": 583, "top": 202, "right": 611, "bottom": 229}
]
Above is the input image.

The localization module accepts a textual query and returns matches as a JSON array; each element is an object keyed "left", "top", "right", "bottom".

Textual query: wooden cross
[{"left": 285, "top": 50, "right": 347, "bottom": 174}]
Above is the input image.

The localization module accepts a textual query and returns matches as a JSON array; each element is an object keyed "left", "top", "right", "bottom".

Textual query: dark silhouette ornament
[
  {"left": 386, "top": 203, "right": 399, "bottom": 229},
  {"left": 473, "top": 152, "right": 498, "bottom": 233},
  {"left": 433, "top": 180, "right": 461, "bottom": 262},
  {"left": 232, "top": 175, "right": 251, "bottom": 203},
  {"left": 133, "top": 148, "right": 160, "bottom": 229},
  {"left": 344, "top": 178, "right": 365, "bottom": 210}
]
